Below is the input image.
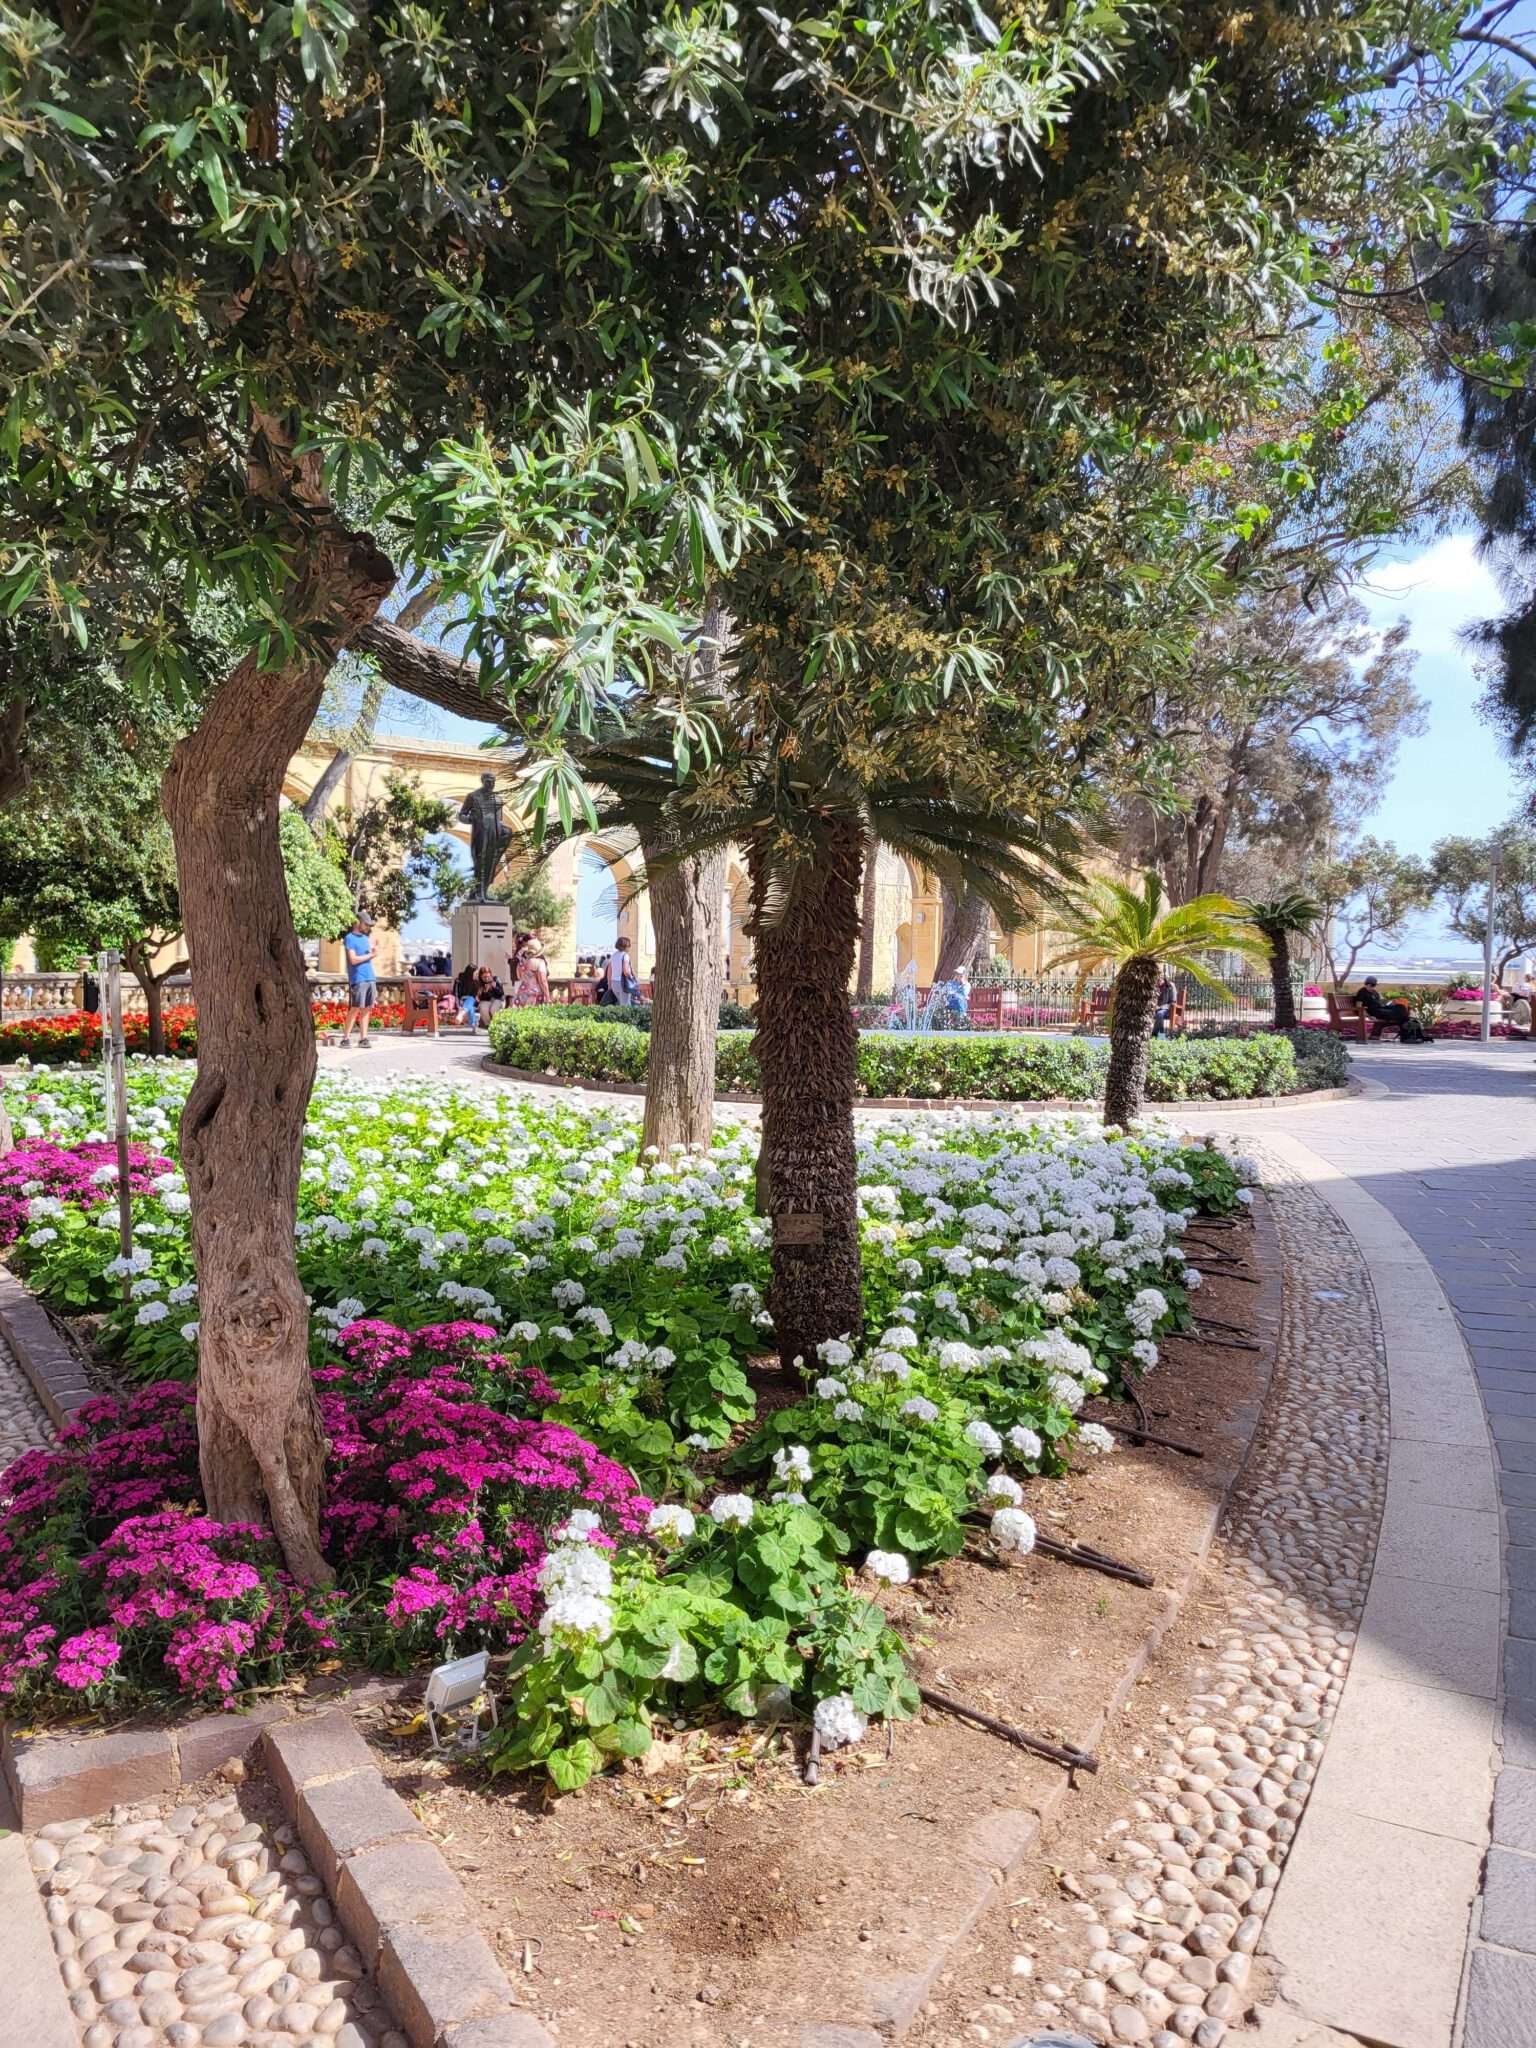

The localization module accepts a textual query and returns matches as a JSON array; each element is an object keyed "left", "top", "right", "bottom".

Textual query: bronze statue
[{"left": 458, "top": 771, "right": 511, "bottom": 902}]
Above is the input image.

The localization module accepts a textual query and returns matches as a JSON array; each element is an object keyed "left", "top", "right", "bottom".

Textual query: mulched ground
[{"left": 363, "top": 1212, "right": 1274, "bottom": 2048}]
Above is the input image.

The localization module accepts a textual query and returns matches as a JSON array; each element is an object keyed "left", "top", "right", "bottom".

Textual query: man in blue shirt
[{"left": 341, "top": 913, "right": 377, "bottom": 1047}]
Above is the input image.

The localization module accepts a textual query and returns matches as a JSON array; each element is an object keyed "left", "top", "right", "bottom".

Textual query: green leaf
[
  {"left": 200, "top": 154, "right": 232, "bottom": 223},
  {"left": 546, "top": 1738, "right": 600, "bottom": 1792},
  {"left": 37, "top": 103, "right": 101, "bottom": 139}
]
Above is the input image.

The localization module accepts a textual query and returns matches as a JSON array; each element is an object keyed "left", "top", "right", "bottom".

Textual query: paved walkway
[{"left": 1185, "top": 1042, "right": 1536, "bottom": 2046}]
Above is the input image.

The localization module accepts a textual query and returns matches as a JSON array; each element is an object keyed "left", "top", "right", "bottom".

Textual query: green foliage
[
  {"left": 1242, "top": 895, "right": 1323, "bottom": 946},
  {"left": 323, "top": 775, "right": 459, "bottom": 929},
  {"left": 277, "top": 810, "right": 352, "bottom": 940},
  {"left": 1430, "top": 827, "right": 1536, "bottom": 973},
  {"left": 492, "top": 868, "right": 572, "bottom": 939},
  {"left": 1308, "top": 837, "right": 1435, "bottom": 990},
  {"left": 489, "top": 1006, "right": 1306, "bottom": 1102},
  {"left": 1047, "top": 872, "right": 1270, "bottom": 1004},
  {"left": 484, "top": 1513, "right": 915, "bottom": 1791}
]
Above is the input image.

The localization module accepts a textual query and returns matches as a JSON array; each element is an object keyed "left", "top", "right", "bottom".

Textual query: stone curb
[
  {"left": 790, "top": 1195, "right": 1284, "bottom": 2045},
  {"left": 1, "top": 1676, "right": 406, "bottom": 1831},
  {"left": 0, "top": 1263, "right": 96, "bottom": 1426},
  {"left": 0, "top": 1828, "right": 78, "bottom": 2048},
  {"left": 261, "top": 1712, "right": 552, "bottom": 2048},
  {"left": 481, "top": 1057, "right": 1353, "bottom": 1116},
  {"left": 1247, "top": 1130, "right": 1498, "bottom": 2048}
]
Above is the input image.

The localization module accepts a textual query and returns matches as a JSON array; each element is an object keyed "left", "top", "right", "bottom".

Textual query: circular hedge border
[{"left": 486, "top": 1008, "right": 1351, "bottom": 1106}]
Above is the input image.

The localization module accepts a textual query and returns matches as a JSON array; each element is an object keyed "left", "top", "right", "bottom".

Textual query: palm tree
[
  {"left": 1048, "top": 872, "right": 1268, "bottom": 1127},
  {"left": 1242, "top": 892, "right": 1321, "bottom": 1031},
  {"left": 564, "top": 721, "right": 1080, "bottom": 1366}
]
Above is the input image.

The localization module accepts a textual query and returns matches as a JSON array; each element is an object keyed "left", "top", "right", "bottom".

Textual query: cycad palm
[
  {"left": 1048, "top": 872, "right": 1268, "bottom": 1126},
  {"left": 1241, "top": 893, "right": 1321, "bottom": 1031},
  {"left": 569, "top": 720, "right": 1081, "bottom": 1363}
]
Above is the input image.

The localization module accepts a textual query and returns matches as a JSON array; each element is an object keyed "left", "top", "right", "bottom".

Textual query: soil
[{"left": 363, "top": 1210, "right": 1277, "bottom": 2048}]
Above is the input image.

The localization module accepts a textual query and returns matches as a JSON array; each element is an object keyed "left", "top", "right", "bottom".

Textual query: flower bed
[
  {"left": 488, "top": 1006, "right": 1305, "bottom": 1101},
  {"left": 0, "top": 1000, "right": 408, "bottom": 1065},
  {"left": 0, "top": 1062, "right": 1254, "bottom": 1787},
  {"left": 0, "top": 1007, "right": 199, "bottom": 1064}
]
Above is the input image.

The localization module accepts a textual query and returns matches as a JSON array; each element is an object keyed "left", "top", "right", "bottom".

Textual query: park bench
[{"left": 1325, "top": 990, "right": 1401, "bottom": 1042}]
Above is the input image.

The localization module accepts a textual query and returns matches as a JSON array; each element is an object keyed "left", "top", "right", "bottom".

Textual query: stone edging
[
  {"left": 1, "top": 1676, "right": 404, "bottom": 1831},
  {"left": 1253, "top": 1129, "right": 1498, "bottom": 2048},
  {"left": 0, "top": 1264, "right": 96, "bottom": 1425},
  {"left": 791, "top": 1195, "right": 1284, "bottom": 2048},
  {"left": 263, "top": 1711, "right": 550, "bottom": 2048},
  {"left": 480, "top": 1056, "right": 1353, "bottom": 1116}
]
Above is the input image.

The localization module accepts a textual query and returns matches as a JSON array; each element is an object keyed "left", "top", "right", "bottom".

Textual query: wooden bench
[
  {"left": 401, "top": 977, "right": 451, "bottom": 1036},
  {"left": 1325, "top": 991, "right": 1401, "bottom": 1042}
]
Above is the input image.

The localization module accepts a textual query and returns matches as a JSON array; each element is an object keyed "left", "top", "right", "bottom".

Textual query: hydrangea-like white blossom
[
  {"left": 772, "top": 1444, "right": 813, "bottom": 1485},
  {"left": 864, "top": 1549, "right": 911, "bottom": 1586},
  {"left": 815, "top": 1376, "right": 847, "bottom": 1401},
  {"left": 1078, "top": 1422, "right": 1116, "bottom": 1455},
  {"left": 990, "top": 1506, "right": 1038, "bottom": 1556},
  {"left": 813, "top": 1694, "right": 868, "bottom": 1749},
  {"left": 710, "top": 1493, "right": 755, "bottom": 1529},
  {"left": 964, "top": 1418, "right": 1003, "bottom": 1457},
  {"left": 832, "top": 1399, "right": 865, "bottom": 1423},
  {"left": 900, "top": 1396, "right": 940, "bottom": 1424},
  {"left": 1007, "top": 1424, "right": 1043, "bottom": 1462},
  {"left": 937, "top": 1340, "right": 983, "bottom": 1372},
  {"left": 647, "top": 1504, "right": 697, "bottom": 1547},
  {"left": 539, "top": 1591, "right": 614, "bottom": 1644},
  {"left": 553, "top": 1509, "right": 603, "bottom": 1543},
  {"left": 981, "top": 1471, "right": 1023, "bottom": 1508},
  {"left": 134, "top": 1300, "right": 169, "bottom": 1326},
  {"left": 817, "top": 1337, "right": 854, "bottom": 1368}
]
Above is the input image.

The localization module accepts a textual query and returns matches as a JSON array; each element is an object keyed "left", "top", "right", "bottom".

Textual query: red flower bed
[
  {"left": 310, "top": 999, "right": 406, "bottom": 1033},
  {"left": 0, "top": 1008, "right": 199, "bottom": 1064}
]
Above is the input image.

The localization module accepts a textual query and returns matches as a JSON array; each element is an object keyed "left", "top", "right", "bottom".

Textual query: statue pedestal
[{"left": 450, "top": 901, "right": 515, "bottom": 982}]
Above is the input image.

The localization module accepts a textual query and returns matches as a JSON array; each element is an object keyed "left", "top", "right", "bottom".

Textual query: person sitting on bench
[{"left": 1353, "top": 975, "right": 1410, "bottom": 1037}]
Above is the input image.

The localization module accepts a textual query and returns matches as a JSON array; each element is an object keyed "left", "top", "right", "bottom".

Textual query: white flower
[
  {"left": 553, "top": 1510, "right": 603, "bottom": 1543},
  {"left": 813, "top": 1694, "right": 867, "bottom": 1750},
  {"left": 832, "top": 1399, "right": 865, "bottom": 1423},
  {"left": 1131, "top": 1339, "right": 1158, "bottom": 1370},
  {"left": 900, "top": 1396, "right": 939, "bottom": 1424},
  {"left": 180, "top": 1321, "right": 200, "bottom": 1343},
  {"left": 990, "top": 1506, "right": 1038, "bottom": 1557},
  {"left": 1077, "top": 1422, "right": 1116, "bottom": 1455},
  {"left": 980, "top": 1471, "right": 1023, "bottom": 1508},
  {"left": 864, "top": 1549, "right": 911, "bottom": 1586},
  {"left": 134, "top": 1300, "right": 170, "bottom": 1326},
  {"left": 1006, "top": 1424, "right": 1043, "bottom": 1462},
  {"left": 815, "top": 1377, "right": 847, "bottom": 1401},
  {"left": 647, "top": 1505, "right": 697, "bottom": 1547},
  {"left": 964, "top": 1418, "right": 1003, "bottom": 1458},
  {"left": 817, "top": 1337, "right": 854, "bottom": 1368},
  {"left": 772, "top": 1444, "right": 813, "bottom": 1485},
  {"left": 26, "top": 1226, "right": 57, "bottom": 1246},
  {"left": 1236, "top": 1187, "right": 1254, "bottom": 1206},
  {"left": 538, "top": 1591, "right": 613, "bottom": 1645},
  {"left": 937, "top": 1340, "right": 983, "bottom": 1373},
  {"left": 105, "top": 1248, "right": 153, "bottom": 1278},
  {"left": 552, "top": 1278, "right": 586, "bottom": 1308},
  {"left": 710, "top": 1493, "right": 755, "bottom": 1529}
]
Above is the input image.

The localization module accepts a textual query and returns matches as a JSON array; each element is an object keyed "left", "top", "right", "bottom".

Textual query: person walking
[
  {"left": 603, "top": 934, "right": 640, "bottom": 1007},
  {"left": 341, "top": 914, "right": 377, "bottom": 1047}
]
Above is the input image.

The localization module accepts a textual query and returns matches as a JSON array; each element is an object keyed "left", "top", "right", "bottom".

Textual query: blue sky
[{"left": 388, "top": 528, "right": 1524, "bottom": 956}]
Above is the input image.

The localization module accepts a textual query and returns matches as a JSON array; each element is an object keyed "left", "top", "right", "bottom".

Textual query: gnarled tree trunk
[
  {"left": 640, "top": 836, "right": 726, "bottom": 1155},
  {"left": 935, "top": 882, "right": 992, "bottom": 983},
  {"left": 1103, "top": 954, "right": 1160, "bottom": 1129},
  {"left": 750, "top": 819, "right": 863, "bottom": 1367},
  {"left": 163, "top": 514, "right": 394, "bottom": 1586},
  {"left": 1268, "top": 930, "right": 1297, "bottom": 1031},
  {"left": 124, "top": 941, "right": 188, "bottom": 1060}
]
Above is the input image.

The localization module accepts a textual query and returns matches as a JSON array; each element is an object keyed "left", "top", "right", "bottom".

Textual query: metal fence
[{"left": 961, "top": 973, "right": 1286, "bottom": 1029}]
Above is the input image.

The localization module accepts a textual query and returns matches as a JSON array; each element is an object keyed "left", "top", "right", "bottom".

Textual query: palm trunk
[
  {"left": 1103, "top": 955, "right": 1160, "bottom": 1129},
  {"left": 855, "top": 839, "right": 879, "bottom": 1001},
  {"left": 163, "top": 516, "right": 394, "bottom": 1586},
  {"left": 640, "top": 837, "right": 726, "bottom": 1155},
  {"left": 1269, "top": 930, "right": 1297, "bottom": 1031},
  {"left": 935, "top": 883, "right": 991, "bottom": 982},
  {"left": 750, "top": 819, "right": 863, "bottom": 1367}
]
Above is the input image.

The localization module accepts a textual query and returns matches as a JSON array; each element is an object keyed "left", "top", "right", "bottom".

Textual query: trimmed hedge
[
  {"left": 558, "top": 998, "right": 757, "bottom": 1032},
  {"left": 488, "top": 1008, "right": 1312, "bottom": 1102}
]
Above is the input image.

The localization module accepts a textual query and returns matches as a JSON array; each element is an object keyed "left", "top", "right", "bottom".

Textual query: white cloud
[{"left": 1356, "top": 532, "right": 1505, "bottom": 668}]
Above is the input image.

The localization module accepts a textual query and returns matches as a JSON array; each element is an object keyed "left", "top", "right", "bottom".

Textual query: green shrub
[
  {"left": 491, "top": 1010, "right": 1310, "bottom": 1102},
  {"left": 507, "top": 998, "right": 755, "bottom": 1035}
]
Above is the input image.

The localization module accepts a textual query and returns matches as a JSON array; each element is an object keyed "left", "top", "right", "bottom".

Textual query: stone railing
[{"left": 1, "top": 972, "right": 413, "bottom": 1017}]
